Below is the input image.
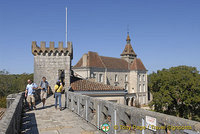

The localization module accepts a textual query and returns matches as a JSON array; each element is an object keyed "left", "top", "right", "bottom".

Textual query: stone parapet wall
[
  {"left": 32, "top": 41, "right": 73, "bottom": 58},
  {"left": 0, "top": 91, "right": 41, "bottom": 134},
  {"left": 0, "top": 93, "right": 23, "bottom": 134},
  {"left": 32, "top": 41, "right": 72, "bottom": 89},
  {"left": 65, "top": 91, "right": 200, "bottom": 134}
]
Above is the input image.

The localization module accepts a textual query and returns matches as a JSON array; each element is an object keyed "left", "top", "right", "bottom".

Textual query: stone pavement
[{"left": 21, "top": 94, "right": 103, "bottom": 134}]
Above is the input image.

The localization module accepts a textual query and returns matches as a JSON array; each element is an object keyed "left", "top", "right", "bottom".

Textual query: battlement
[{"left": 32, "top": 41, "right": 73, "bottom": 58}]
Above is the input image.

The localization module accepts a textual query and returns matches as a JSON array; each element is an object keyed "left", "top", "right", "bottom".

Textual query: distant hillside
[{"left": 0, "top": 69, "right": 33, "bottom": 108}]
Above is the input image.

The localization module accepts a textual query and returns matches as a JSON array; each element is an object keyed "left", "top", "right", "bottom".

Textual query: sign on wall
[{"left": 146, "top": 116, "right": 156, "bottom": 131}]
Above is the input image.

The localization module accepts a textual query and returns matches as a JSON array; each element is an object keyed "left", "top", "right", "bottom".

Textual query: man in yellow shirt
[{"left": 54, "top": 81, "right": 63, "bottom": 111}]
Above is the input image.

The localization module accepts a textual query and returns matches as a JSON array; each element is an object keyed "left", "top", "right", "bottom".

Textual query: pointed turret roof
[{"left": 120, "top": 33, "right": 137, "bottom": 57}]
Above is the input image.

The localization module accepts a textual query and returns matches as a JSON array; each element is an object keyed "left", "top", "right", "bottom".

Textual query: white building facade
[{"left": 73, "top": 34, "right": 148, "bottom": 105}]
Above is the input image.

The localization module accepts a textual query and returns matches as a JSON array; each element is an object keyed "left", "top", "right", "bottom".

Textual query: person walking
[
  {"left": 25, "top": 79, "right": 38, "bottom": 110},
  {"left": 39, "top": 77, "right": 49, "bottom": 108},
  {"left": 54, "top": 81, "right": 63, "bottom": 111}
]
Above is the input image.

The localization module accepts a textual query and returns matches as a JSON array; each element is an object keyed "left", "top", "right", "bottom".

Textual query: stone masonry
[
  {"left": 32, "top": 41, "right": 73, "bottom": 89},
  {"left": 73, "top": 33, "right": 148, "bottom": 105},
  {"left": 1, "top": 91, "right": 200, "bottom": 134}
]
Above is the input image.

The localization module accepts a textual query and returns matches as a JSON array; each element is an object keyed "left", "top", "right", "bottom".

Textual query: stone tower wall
[{"left": 32, "top": 41, "right": 73, "bottom": 90}]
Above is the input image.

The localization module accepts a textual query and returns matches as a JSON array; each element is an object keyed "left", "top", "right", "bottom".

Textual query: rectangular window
[
  {"left": 139, "top": 75, "right": 141, "bottom": 81},
  {"left": 125, "top": 75, "right": 128, "bottom": 82},
  {"left": 143, "top": 84, "right": 145, "bottom": 92},
  {"left": 143, "top": 75, "right": 145, "bottom": 81},
  {"left": 115, "top": 74, "right": 118, "bottom": 82},
  {"left": 139, "top": 84, "right": 141, "bottom": 92},
  {"left": 99, "top": 74, "right": 103, "bottom": 82}
]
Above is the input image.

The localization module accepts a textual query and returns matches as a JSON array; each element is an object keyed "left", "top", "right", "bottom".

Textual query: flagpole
[{"left": 66, "top": 7, "right": 67, "bottom": 47}]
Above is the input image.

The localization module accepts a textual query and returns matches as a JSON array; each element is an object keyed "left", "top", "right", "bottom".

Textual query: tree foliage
[
  {"left": 0, "top": 70, "right": 33, "bottom": 108},
  {"left": 148, "top": 66, "right": 200, "bottom": 121}
]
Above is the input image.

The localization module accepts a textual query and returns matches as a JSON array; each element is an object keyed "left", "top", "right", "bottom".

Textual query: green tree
[
  {"left": 148, "top": 66, "right": 200, "bottom": 121},
  {"left": 0, "top": 70, "right": 33, "bottom": 108}
]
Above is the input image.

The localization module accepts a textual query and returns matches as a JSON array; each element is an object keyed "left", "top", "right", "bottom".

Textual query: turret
[{"left": 120, "top": 33, "right": 137, "bottom": 63}]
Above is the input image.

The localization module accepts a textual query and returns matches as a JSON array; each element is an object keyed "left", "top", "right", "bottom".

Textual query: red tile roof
[
  {"left": 120, "top": 44, "right": 137, "bottom": 56},
  {"left": 71, "top": 79, "right": 124, "bottom": 91},
  {"left": 100, "top": 56, "right": 129, "bottom": 70},
  {"left": 130, "top": 58, "right": 146, "bottom": 71},
  {"left": 88, "top": 52, "right": 105, "bottom": 68},
  {"left": 0, "top": 108, "right": 6, "bottom": 120},
  {"left": 120, "top": 34, "right": 137, "bottom": 56},
  {"left": 74, "top": 57, "right": 83, "bottom": 68},
  {"left": 73, "top": 52, "right": 105, "bottom": 68},
  {"left": 73, "top": 51, "right": 129, "bottom": 70},
  {"left": 73, "top": 51, "right": 146, "bottom": 71}
]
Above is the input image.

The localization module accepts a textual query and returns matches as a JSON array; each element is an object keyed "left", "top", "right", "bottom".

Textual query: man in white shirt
[{"left": 25, "top": 79, "right": 38, "bottom": 110}]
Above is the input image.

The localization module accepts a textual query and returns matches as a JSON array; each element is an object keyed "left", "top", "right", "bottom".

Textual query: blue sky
[{"left": 0, "top": 0, "right": 200, "bottom": 74}]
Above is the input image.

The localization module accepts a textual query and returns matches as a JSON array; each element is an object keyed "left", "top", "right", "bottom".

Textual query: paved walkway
[{"left": 21, "top": 95, "right": 103, "bottom": 134}]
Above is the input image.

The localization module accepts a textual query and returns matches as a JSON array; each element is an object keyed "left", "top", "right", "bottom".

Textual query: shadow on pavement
[
  {"left": 21, "top": 113, "right": 39, "bottom": 134},
  {"left": 36, "top": 104, "right": 55, "bottom": 110}
]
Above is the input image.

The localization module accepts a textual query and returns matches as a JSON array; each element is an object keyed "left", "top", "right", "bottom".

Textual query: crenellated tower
[{"left": 32, "top": 41, "right": 73, "bottom": 89}]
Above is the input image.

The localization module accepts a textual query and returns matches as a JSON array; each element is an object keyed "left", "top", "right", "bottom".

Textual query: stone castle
[
  {"left": 31, "top": 33, "right": 148, "bottom": 106},
  {"left": 32, "top": 41, "right": 73, "bottom": 89},
  {"left": 73, "top": 33, "right": 149, "bottom": 105}
]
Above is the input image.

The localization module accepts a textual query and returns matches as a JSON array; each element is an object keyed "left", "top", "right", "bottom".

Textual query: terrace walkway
[
  {"left": 1, "top": 91, "right": 199, "bottom": 134},
  {"left": 21, "top": 95, "right": 103, "bottom": 134}
]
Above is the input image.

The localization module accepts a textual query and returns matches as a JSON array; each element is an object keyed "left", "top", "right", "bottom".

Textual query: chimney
[{"left": 82, "top": 54, "right": 88, "bottom": 67}]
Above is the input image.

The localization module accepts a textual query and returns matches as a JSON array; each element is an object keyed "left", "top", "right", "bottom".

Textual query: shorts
[
  {"left": 41, "top": 90, "right": 47, "bottom": 100},
  {"left": 27, "top": 95, "right": 35, "bottom": 103}
]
